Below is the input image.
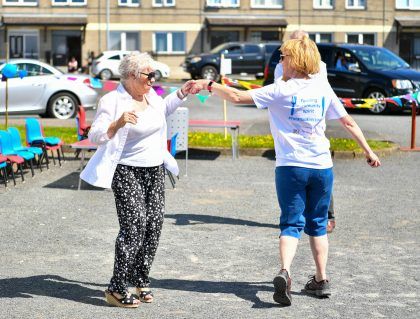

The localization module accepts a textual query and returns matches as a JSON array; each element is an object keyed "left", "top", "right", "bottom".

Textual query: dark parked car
[
  {"left": 183, "top": 42, "right": 279, "bottom": 81},
  {"left": 263, "top": 43, "right": 420, "bottom": 114}
]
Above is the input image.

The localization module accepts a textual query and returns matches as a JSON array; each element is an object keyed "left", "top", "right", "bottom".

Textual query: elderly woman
[
  {"left": 81, "top": 52, "right": 194, "bottom": 308},
  {"left": 192, "top": 36, "right": 381, "bottom": 306}
]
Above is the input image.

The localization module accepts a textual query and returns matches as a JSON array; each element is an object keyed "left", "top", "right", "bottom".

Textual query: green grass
[
  {"left": 190, "top": 132, "right": 393, "bottom": 151},
  {"left": 0, "top": 125, "right": 394, "bottom": 152},
  {"left": 0, "top": 124, "right": 78, "bottom": 144}
]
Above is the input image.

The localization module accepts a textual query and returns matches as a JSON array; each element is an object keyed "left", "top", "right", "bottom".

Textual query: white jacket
[{"left": 80, "top": 84, "right": 184, "bottom": 189}]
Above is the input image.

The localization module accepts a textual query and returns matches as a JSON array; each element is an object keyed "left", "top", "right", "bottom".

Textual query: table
[
  {"left": 70, "top": 139, "right": 97, "bottom": 190},
  {"left": 189, "top": 120, "right": 240, "bottom": 159}
]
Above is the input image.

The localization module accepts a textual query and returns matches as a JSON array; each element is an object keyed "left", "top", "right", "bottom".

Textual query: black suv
[
  {"left": 183, "top": 42, "right": 279, "bottom": 81},
  {"left": 263, "top": 43, "right": 420, "bottom": 114}
]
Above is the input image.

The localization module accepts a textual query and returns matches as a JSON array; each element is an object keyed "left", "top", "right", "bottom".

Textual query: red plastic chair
[
  {"left": 0, "top": 155, "right": 10, "bottom": 187},
  {"left": 75, "top": 105, "right": 91, "bottom": 158},
  {"left": 0, "top": 153, "right": 23, "bottom": 186},
  {"left": 77, "top": 105, "right": 91, "bottom": 140}
]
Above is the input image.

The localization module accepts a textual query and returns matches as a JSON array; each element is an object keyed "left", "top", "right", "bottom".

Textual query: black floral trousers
[{"left": 108, "top": 164, "right": 165, "bottom": 294}]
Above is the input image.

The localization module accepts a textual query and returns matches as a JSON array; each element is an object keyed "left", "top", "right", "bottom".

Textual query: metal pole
[
  {"left": 98, "top": 0, "right": 101, "bottom": 53},
  {"left": 5, "top": 36, "right": 9, "bottom": 128},
  {"left": 400, "top": 101, "right": 420, "bottom": 151},
  {"left": 410, "top": 101, "right": 416, "bottom": 149},
  {"left": 106, "top": 0, "right": 110, "bottom": 50}
]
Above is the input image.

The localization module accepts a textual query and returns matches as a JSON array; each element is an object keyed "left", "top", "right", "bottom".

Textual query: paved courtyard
[{"left": 0, "top": 149, "right": 419, "bottom": 319}]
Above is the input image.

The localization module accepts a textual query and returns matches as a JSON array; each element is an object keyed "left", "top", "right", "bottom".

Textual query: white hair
[
  {"left": 289, "top": 30, "right": 309, "bottom": 40},
  {"left": 119, "top": 52, "right": 154, "bottom": 84}
]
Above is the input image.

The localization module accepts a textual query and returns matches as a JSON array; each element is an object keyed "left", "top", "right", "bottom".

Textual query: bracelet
[
  {"left": 207, "top": 80, "right": 214, "bottom": 93},
  {"left": 177, "top": 88, "right": 187, "bottom": 100}
]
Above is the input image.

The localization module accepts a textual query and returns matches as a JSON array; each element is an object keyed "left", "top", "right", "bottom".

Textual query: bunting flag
[
  {"left": 222, "top": 76, "right": 419, "bottom": 109},
  {"left": 96, "top": 77, "right": 419, "bottom": 109},
  {"left": 339, "top": 98, "right": 379, "bottom": 109},
  {"left": 152, "top": 85, "right": 165, "bottom": 96},
  {"left": 89, "top": 77, "right": 103, "bottom": 89},
  {"left": 196, "top": 93, "right": 210, "bottom": 104},
  {"left": 102, "top": 81, "right": 119, "bottom": 92}
]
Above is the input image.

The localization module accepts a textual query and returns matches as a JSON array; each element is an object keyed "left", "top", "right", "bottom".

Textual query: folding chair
[
  {"left": 8, "top": 127, "right": 44, "bottom": 172},
  {"left": 25, "top": 118, "right": 64, "bottom": 167},
  {"left": 0, "top": 130, "right": 35, "bottom": 178}
]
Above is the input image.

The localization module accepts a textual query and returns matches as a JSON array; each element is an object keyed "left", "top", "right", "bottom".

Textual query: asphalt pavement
[
  {"left": 0, "top": 149, "right": 419, "bottom": 318},
  {"left": 1, "top": 81, "right": 419, "bottom": 318}
]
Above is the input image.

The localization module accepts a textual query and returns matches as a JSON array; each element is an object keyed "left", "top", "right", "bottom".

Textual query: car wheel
[
  {"left": 201, "top": 65, "right": 219, "bottom": 81},
  {"left": 366, "top": 89, "right": 388, "bottom": 114},
  {"left": 99, "top": 69, "right": 113, "bottom": 80},
  {"left": 47, "top": 92, "right": 78, "bottom": 119},
  {"left": 154, "top": 70, "right": 162, "bottom": 81}
]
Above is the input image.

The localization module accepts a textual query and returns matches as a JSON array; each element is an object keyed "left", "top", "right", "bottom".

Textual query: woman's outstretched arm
[{"left": 338, "top": 115, "right": 381, "bottom": 167}]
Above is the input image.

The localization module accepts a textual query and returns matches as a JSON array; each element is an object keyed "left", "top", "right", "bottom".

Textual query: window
[
  {"left": 206, "top": 0, "right": 240, "bottom": 8},
  {"left": 221, "top": 45, "right": 242, "bottom": 54},
  {"left": 313, "top": 0, "right": 333, "bottom": 9},
  {"left": 110, "top": 32, "right": 140, "bottom": 51},
  {"left": 3, "top": 0, "right": 37, "bottom": 6},
  {"left": 14, "top": 63, "right": 53, "bottom": 77},
  {"left": 52, "top": 0, "right": 86, "bottom": 5},
  {"left": 396, "top": 0, "right": 420, "bottom": 9},
  {"left": 153, "top": 0, "right": 175, "bottom": 6},
  {"left": 154, "top": 32, "right": 185, "bottom": 53},
  {"left": 249, "top": 31, "right": 279, "bottom": 42},
  {"left": 346, "top": 33, "right": 375, "bottom": 45},
  {"left": 9, "top": 32, "right": 39, "bottom": 59},
  {"left": 119, "top": 0, "right": 140, "bottom": 6},
  {"left": 346, "top": 0, "right": 366, "bottom": 9},
  {"left": 309, "top": 33, "right": 333, "bottom": 43},
  {"left": 251, "top": 0, "right": 283, "bottom": 8},
  {"left": 244, "top": 44, "right": 260, "bottom": 54}
]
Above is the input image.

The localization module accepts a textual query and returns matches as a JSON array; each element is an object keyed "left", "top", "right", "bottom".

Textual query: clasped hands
[{"left": 180, "top": 80, "right": 209, "bottom": 96}]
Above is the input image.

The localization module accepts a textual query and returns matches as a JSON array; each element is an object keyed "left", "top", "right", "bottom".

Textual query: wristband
[
  {"left": 177, "top": 88, "right": 187, "bottom": 100},
  {"left": 207, "top": 80, "right": 214, "bottom": 93}
]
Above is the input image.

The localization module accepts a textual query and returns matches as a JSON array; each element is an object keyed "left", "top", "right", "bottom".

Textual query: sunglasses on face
[
  {"left": 140, "top": 71, "right": 156, "bottom": 80},
  {"left": 279, "top": 54, "right": 289, "bottom": 62}
]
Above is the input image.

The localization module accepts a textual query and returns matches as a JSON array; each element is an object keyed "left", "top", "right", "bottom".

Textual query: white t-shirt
[
  {"left": 119, "top": 104, "right": 165, "bottom": 167},
  {"left": 274, "top": 61, "right": 328, "bottom": 82},
  {"left": 250, "top": 77, "right": 348, "bottom": 169}
]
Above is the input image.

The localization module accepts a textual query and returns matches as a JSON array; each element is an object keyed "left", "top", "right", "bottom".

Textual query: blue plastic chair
[
  {"left": 25, "top": 118, "right": 64, "bottom": 167},
  {"left": 0, "top": 131, "right": 34, "bottom": 178},
  {"left": 8, "top": 127, "right": 44, "bottom": 172}
]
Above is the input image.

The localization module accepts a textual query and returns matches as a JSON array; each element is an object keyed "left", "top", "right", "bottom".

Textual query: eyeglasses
[
  {"left": 279, "top": 54, "right": 289, "bottom": 62},
  {"left": 140, "top": 71, "right": 156, "bottom": 80}
]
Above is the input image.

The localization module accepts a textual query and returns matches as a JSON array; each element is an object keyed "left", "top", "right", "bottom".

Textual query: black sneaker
[
  {"left": 273, "top": 269, "right": 292, "bottom": 306},
  {"left": 304, "top": 275, "right": 331, "bottom": 298}
]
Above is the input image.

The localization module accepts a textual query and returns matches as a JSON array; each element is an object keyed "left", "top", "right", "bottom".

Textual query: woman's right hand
[
  {"left": 365, "top": 152, "right": 381, "bottom": 168},
  {"left": 116, "top": 111, "right": 138, "bottom": 129}
]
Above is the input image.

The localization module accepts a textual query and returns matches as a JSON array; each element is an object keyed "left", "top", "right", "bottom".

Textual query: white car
[
  {"left": 91, "top": 50, "right": 170, "bottom": 81},
  {"left": 0, "top": 59, "right": 98, "bottom": 119}
]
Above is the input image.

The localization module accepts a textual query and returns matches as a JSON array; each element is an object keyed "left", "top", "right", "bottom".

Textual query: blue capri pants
[{"left": 275, "top": 166, "right": 333, "bottom": 239}]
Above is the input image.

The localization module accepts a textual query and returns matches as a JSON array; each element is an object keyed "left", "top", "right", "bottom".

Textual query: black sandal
[
  {"left": 136, "top": 287, "right": 154, "bottom": 303},
  {"left": 104, "top": 290, "right": 140, "bottom": 308}
]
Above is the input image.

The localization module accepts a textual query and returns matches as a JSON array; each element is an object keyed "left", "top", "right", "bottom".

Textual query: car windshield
[{"left": 349, "top": 46, "right": 410, "bottom": 70}]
